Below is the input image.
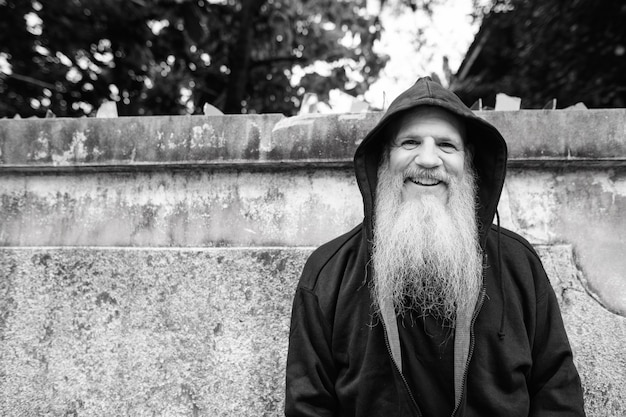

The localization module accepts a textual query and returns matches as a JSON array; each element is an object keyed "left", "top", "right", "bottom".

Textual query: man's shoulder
[
  {"left": 489, "top": 224, "right": 541, "bottom": 260},
  {"left": 298, "top": 223, "right": 365, "bottom": 291},
  {"left": 488, "top": 225, "right": 550, "bottom": 288},
  {"left": 309, "top": 223, "right": 364, "bottom": 261}
]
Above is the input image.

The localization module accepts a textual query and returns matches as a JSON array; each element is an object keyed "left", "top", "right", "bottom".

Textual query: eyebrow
[{"left": 394, "top": 133, "right": 463, "bottom": 142}]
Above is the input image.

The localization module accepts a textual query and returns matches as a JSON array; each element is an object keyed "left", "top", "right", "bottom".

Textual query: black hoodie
[{"left": 285, "top": 78, "right": 585, "bottom": 417}]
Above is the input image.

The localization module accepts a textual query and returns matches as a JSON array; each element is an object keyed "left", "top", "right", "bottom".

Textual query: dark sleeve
[
  {"left": 528, "top": 257, "right": 586, "bottom": 417},
  {"left": 285, "top": 287, "right": 338, "bottom": 417}
]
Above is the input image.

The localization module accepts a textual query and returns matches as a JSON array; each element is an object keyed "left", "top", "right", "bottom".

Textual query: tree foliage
[
  {"left": 454, "top": 0, "right": 626, "bottom": 109},
  {"left": 0, "top": 0, "right": 389, "bottom": 117}
]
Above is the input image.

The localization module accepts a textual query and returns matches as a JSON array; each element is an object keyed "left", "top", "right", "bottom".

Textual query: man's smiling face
[{"left": 387, "top": 106, "right": 467, "bottom": 205}]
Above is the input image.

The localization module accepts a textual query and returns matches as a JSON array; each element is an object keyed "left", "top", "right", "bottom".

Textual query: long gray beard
[{"left": 371, "top": 160, "right": 483, "bottom": 327}]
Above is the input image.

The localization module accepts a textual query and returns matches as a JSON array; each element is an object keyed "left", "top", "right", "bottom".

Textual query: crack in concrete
[{"left": 570, "top": 245, "right": 625, "bottom": 317}]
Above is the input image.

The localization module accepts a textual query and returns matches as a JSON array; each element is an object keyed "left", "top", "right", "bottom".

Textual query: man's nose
[{"left": 413, "top": 138, "right": 442, "bottom": 168}]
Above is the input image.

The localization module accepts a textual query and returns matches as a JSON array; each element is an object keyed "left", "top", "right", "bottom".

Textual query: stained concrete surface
[
  {"left": 2, "top": 110, "right": 626, "bottom": 166},
  {"left": 536, "top": 246, "right": 626, "bottom": 415},
  {"left": 0, "top": 248, "right": 307, "bottom": 416},
  {"left": 1, "top": 111, "right": 626, "bottom": 415},
  {"left": 499, "top": 169, "right": 626, "bottom": 315},
  {"left": 0, "top": 114, "right": 285, "bottom": 165},
  {"left": 2, "top": 166, "right": 625, "bottom": 315},
  {"left": 0, "top": 169, "right": 362, "bottom": 248},
  {"left": 1, "top": 246, "right": 624, "bottom": 417},
  {"left": 2, "top": 111, "right": 626, "bottom": 316}
]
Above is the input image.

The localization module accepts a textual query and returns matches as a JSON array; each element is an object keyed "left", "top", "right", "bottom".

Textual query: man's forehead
[{"left": 393, "top": 106, "right": 467, "bottom": 139}]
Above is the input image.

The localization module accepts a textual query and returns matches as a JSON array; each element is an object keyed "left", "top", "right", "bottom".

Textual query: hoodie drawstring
[{"left": 496, "top": 210, "right": 506, "bottom": 340}]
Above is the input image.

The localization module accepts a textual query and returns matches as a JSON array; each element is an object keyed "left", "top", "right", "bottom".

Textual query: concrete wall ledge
[
  {"left": 2, "top": 158, "right": 626, "bottom": 175},
  {"left": 2, "top": 110, "right": 626, "bottom": 169}
]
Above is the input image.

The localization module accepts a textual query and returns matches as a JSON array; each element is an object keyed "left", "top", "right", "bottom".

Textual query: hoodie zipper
[
  {"left": 378, "top": 254, "right": 489, "bottom": 417},
  {"left": 380, "top": 315, "right": 423, "bottom": 417},
  {"left": 366, "top": 226, "right": 421, "bottom": 415},
  {"left": 450, "top": 284, "right": 487, "bottom": 417}
]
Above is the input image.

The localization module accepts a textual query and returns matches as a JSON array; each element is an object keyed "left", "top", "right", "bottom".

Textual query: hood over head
[{"left": 354, "top": 76, "right": 508, "bottom": 246}]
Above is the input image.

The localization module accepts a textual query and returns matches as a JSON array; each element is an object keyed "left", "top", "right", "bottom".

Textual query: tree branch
[
  {"left": 3, "top": 72, "right": 65, "bottom": 92},
  {"left": 223, "top": 0, "right": 265, "bottom": 113},
  {"left": 250, "top": 55, "right": 304, "bottom": 67}
]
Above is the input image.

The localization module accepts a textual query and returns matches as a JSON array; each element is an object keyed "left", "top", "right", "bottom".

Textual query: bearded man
[{"left": 285, "top": 77, "right": 585, "bottom": 417}]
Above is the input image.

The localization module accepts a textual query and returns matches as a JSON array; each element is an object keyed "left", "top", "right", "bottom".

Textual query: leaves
[
  {"left": 453, "top": 0, "right": 626, "bottom": 109},
  {"left": 0, "top": 0, "right": 390, "bottom": 117}
]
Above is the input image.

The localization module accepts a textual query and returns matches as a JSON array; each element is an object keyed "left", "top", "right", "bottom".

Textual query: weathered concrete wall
[
  {"left": 0, "top": 169, "right": 362, "bottom": 247},
  {"left": 1, "top": 111, "right": 625, "bottom": 416},
  {"left": 0, "top": 248, "right": 305, "bottom": 416},
  {"left": 1, "top": 246, "right": 623, "bottom": 416}
]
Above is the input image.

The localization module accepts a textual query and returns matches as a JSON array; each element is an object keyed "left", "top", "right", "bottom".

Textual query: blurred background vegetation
[{"left": 1, "top": 0, "right": 625, "bottom": 118}]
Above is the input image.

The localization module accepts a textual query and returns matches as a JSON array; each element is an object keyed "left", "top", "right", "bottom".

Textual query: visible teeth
[{"left": 410, "top": 178, "right": 440, "bottom": 186}]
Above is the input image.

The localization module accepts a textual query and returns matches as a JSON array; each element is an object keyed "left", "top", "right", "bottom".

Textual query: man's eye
[
  {"left": 439, "top": 142, "right": 457, "bottom": 150},
  {"left": 401, "top": 140, "right": 420, "bottom": 149}
]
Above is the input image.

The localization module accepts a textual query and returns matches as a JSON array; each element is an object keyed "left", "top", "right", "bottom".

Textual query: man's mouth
[{"left": 407, "top": 177, "right": 443, "bottom": 187}]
